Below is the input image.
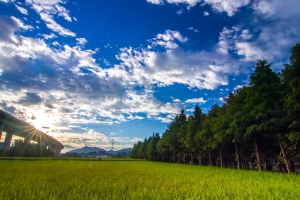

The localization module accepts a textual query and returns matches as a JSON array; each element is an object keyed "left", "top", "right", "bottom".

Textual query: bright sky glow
[{"left": 0, "top": 0, "right": 299, "bottom": 153}]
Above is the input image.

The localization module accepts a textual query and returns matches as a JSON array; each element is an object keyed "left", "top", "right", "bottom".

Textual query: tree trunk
[
  {"left": 233, "top": 159, "right": 236, "bottom": 168},
  {"left": 208, "top": 152, "right": 212, "bottom": 166},
  {"left": 219, "top": 150, "right": 223, "bottom": 168},
  {"left": 254, "top": 133, "right": 262, "bottom": 171},
  {"left": 279, "top": 140, "right": 292, "bottom": 173},
  {"left": 174, "top": 151, "right": 176, "bottom": 163},
  {"left": 198, "top": 152, "right": 202, "bottom": 165},
  {"left": 235, "top": 142, "right": 241, "bottom": 169},
  {"left": 246, "top": 159, "right": 249, "bottom": 170},
  {"left": 264, "top": 160, "right": 267, "bottom": 171}
]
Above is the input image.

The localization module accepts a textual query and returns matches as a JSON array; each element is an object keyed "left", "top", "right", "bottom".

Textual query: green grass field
[{"left": 0, "top": 158, "right": 299, "bottom": 200}]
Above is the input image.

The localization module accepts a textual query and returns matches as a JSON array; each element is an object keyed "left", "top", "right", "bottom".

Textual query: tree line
[
  {"left": 0, "top": 139, "right": 54, "bottom": 157},
  {"left": 130, "top": 43, "right": 300, "bottom": 174}
]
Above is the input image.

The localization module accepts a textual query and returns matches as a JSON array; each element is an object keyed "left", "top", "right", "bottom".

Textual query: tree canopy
[{"left": 130, "top": 43, "right": 300, "bottom": 174}]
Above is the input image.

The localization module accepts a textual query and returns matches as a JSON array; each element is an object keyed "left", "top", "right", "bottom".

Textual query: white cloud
[
  {"left": 165, "top": 0, "right": 201, "bottom": 7},
  {"left": 15, "top": 4, "right": 29, "bottom": 15},
  {"left": 42, "top": 33, "right": 57, "bottom": 39},
  {"left": 152, "top": 116, "right": 173, "bottom": 123},
  {"left": 11, "top": 16, "right": 34, "bottom": 31},
  {"left": 234, "top": 85, "right": 244, "bottom": 90},
  {"left": 104, "top": 43, "right": 112, "bottom": 49},
  {"left": 217, "top": 27, "right": 234, "bottom": 55},
  {"left": 54, "top": 3, "right": 72, "bottom": 21},
  {"left": 240, "top": 29, "right": 252, "bottom": 40},
  {"left": 115, "top": 47, "right": 232, "bottom": 90},
  {"left": 217, "top": 26, "right": 263, "bottom": 61},
  {"left": 253, "top": 0, "right": 300, "bottom": 19},
  {"left": 185, "top": 97, "right": 206, "bottom": 103},
  {"left": 0, "top": 19, "right": 183, "bottom": 126},
  {"left": 253, "top": 1, "right": 275, "bottom": 17},
  {"left": 176, "top": 9, "right": 183, "bottom": 15},
  {"left": 56, "top": 129, "right": 110, "bottom": 147},
  {"left": 216, "top": 0, "right": 300, "bottom": 63},
  {"left": 127, "top": 115, "right": 145, "bottom": 120},
  {"left": 149, "top": 30, "right": 188, "bottom": 49},
  {"left": 173, "top": 98, "right": 181, "bottom": 102},
  {"left": 146, "top": 0, "right": 250, "bottom": 16},
  {"left": 216, "top": 26, "right": 271, "bottom": 62},
  {"left": 0, "top": 0, "right": 13, "bottom": 2},
  {"left": 147, "top": 0, "right": 164, "bottom": 4},
  {"left": 203, "top": 11, "right": 209, "bottom": 16},
  {"left": 187, "top": 27, "right": 199, "bottom": 32},
  {"left": 38, "top": 12, "right": 75, "bottom": 37},
  {"left": 76, "top": 38, "right": 87, "bottom": 46},
  {"left": 203, "top": 0, "right": 250, "bottom": 16},
  {"left": 52, "top": 41, "right": 59, "bottom": 46},
  {"left": 112, "top": 30, "right": 242, "bottom": 93},
  {"left": 220, "top": 1, "right": 251, "bottom": 16},
  {"left": 235, "top": 42, "right": 264, "bottom": 61},
  {"left": 24, "top": 0, "right": 76, "bottom": 37},
  {"left": 2, "top": 0, "right": 299, "bottom": 144}
]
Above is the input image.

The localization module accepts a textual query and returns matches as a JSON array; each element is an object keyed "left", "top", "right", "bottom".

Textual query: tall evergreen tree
[
  {"left": 244, "top": 60, "right": 284, "bottom": 171},
  {"left": 131, "top": 44, "right": 300, "bottom": 173},
  {"left": 226, "top": 88, "right": 251, "bottom": 169},
  {"left": 147, "top": 133, "right": 160, "bottom": 161},
  {"left": 185, "top": 105, "right": 204, "bottom": 163},
  {"left": 282, "top": 43, "right": 300, "bottom": 143}
]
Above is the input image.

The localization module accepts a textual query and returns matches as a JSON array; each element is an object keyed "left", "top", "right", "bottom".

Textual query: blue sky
[{"left": 0, "top": 0, "right": 299, "bottom": 153}]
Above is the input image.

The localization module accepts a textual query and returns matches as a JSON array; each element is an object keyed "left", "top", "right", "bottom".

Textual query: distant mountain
[
  {"left": 106, "top": 148, "right": 133, "bottom": 155},
  {"left": 118, "top": 148, "right": 133, "bottom": 153},
  {"left": 66, "top": 146, "right": 132, "bottom": 154},
  {"left": 67, "top": 146, "right": 106, "bottom": 154}
]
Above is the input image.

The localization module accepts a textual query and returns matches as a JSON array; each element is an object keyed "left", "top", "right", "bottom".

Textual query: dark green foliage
[
  {"left": 131, "top": 43, "right": 300, "bottom": 173},
  {"left": 7, "top": 139, "right": 54, "bottom": 157},
  {"left": 185, "top": 105, "right": 204, "bottom": 153},
  {"left": 282, "top": 43, "right": 300, "bottom": 142},
  {"left": 146, "top": 133, "right": 160, "bottom": 160}
]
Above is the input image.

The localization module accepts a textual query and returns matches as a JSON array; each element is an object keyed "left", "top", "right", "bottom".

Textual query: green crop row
[{"left": 0, "top": 158, "right": 299, "bottom": 199}]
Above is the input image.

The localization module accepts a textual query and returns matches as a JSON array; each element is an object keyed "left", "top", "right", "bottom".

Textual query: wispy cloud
[
  {"left": 56, "top": 129, "right": 142, "bottom": 151},
  {"left": 15, "top": 4, "right": 29, "bottom": 15},
  {"left": 42, "top": 33, "right": 57, "bottom": 39},
  {"left": 0, "top": 18, "right": 182, "bottom": 126},
  {"left": 25, "top": 0, "right": 75, "bottom": 36},
  {"left": 203, "top": 0, "right": 250, "bottom": 16},
  {"left": 146, "top": 0, "right": 164, "bottom": 5},
  {"left": 11, "top": 16, "right": 34, "bottom": 31},
  {"left": 146, "top": 0, "right": 251, "bottom": 16},
  {"left": 115, "top": 30, "right": 238, "bottom": 91},
  {"left": 185, "top": 97, "right": 206, "bottom": 103},
  {"left": 216, "top": 0, "right": 300, "bottom": 64},
  {"left": 187, "top": 27, "right": 199, "bottom": 32},
  {"left": 76, "top": 38, "right": 87, "bottom": 46},
  {"left": 1, "top": 0, "right": 300, "bottom": 149},
  {"left": 149, "top": 30, "right": 188, "bottom": 49}
]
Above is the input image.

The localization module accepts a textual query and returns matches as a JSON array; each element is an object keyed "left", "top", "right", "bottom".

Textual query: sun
[{"left": 28, "top": 110, "right": 58, "bottom": 135}]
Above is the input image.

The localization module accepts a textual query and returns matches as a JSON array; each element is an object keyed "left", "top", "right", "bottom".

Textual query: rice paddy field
[{"left": 0, "top": 158, "right": 300, "bottom": 200}]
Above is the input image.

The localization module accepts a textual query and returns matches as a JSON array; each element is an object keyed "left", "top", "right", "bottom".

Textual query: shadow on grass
[
  {"left": 0, "top": 157, "right": 55, "bottom": 161},
  {"left": 99, "top": 159, "right": 145, "bottom": 162},
  {"left": 0, "top": 157, "right": 146, "bottom": 162}
]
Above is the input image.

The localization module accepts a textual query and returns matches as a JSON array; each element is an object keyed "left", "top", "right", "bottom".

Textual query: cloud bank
[{"left": 1, "top": 0, "right": 300, "bottom": 149}]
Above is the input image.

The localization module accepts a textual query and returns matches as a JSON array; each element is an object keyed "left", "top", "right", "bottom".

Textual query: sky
[{"left": 0, "top": 0, "right": 299, "bottom": 153}]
